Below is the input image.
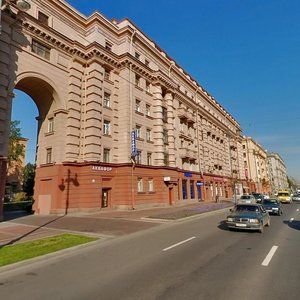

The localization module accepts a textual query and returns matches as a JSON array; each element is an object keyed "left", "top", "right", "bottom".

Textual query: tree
[
  {"left": 23, "top": 163, "right": 35, "bottom": 197},
  {"left": 7, "top": 120, "right": 25, "bottom": 170}
]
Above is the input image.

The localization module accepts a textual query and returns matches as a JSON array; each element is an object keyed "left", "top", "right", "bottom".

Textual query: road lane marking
[
  {"left": 290, "top": 218, "right": 294, "bottom": 222},
  {"left": 261, "top": 245, "right": 278, "bottom": 266},
  {"left": 163, "top": 236, "right": 196, "bottom": 251}
]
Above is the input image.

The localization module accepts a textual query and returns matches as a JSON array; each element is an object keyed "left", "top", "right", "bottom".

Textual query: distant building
[
  {"left": 242, "top": 137, "right": 270, "bottom": 194},
  {"left": 267, "top": 152, "right": 288, "bottom": 194}
]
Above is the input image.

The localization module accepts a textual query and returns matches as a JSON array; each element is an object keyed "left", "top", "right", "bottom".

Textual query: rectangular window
[
  {"left": 48, "top": 117, "right": 54, "bottom": 133},
  {"left": 103, "top": 120, "right": 110, "bottom": 135},
  {"left": 164, "top": 153, "right": 169, "bottom": 166},
  {"left": 46, "top": 148, "right": 52, "bottom": 164},
  {"left": 190, "top": 180, "right": 195, "bottom": 199},
  {"left": 146, "top": 104, "right": 151, "bottom": 117},
  {"left": 182, "top": 180, "right": 187, "bottom": 200},
  {"left": 145, "top": 81, "right": 150, "bottom": 93},
  {"left": 137, "top": 177, "right": 143, "bottom": 192},
  {"left": 136, "top": 150, "right": 142, "bottom": 164},
  {"left": 148, "top": 178, "right": 154, "bottom": 192},
  {"left": 105, "top": 41, "right": 113, "bottom": 51},
  {"left": 135, "top": 99, "right": 141, "bottom": 112},
  {"left": 103, "top": 92, "right": 111, "bottom": 108},
  {"left": 163, "top": 129, "right": 168, "bottom": 144},
  {"left": 38, "top": 11, "right": 49, "bottom": 25},
  {"left": 135, "top": 74, "right": 141, "bottom": 87},
  {"left": 136, "top": 125, "right": 142, "bottom": 139},
  {"left": 31, "top": 40, "right": 50, "bottom": 60},
  {"left": 103, "top": 148, "right": 110, "bottom": 163},
  {"left": 146, "top": 129, "right": 151, "bottom": 142},
  {"left": 135, "top": 52, "right": 140, "bottom": 60},
  {"left": 147, "top": 152, "right": 152, "bottom": 165},
  {"left": 162, "top": 107, "right": 168, "bottom": 123},
  {"left": 104, "top": 69, "right": 110, "bottom": 80}
]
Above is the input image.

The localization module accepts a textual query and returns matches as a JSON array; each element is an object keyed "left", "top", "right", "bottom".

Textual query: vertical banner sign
[{"left": 131, "top": 130, "right": 136, "bottom": 157}]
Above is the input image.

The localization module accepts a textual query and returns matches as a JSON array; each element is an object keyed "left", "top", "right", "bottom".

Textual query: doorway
[{"left": 102, "top": 188, "right": 111, "bottom": 208}]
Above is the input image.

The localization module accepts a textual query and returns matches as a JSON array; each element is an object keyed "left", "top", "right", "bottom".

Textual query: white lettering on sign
[{"left": 92, "top": 166, "right": 112, "bottom": 171}]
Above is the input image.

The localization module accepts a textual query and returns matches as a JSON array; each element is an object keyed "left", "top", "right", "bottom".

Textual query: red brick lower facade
[{"left": 33, "top": 162, "right": 239, "bottom": 215}]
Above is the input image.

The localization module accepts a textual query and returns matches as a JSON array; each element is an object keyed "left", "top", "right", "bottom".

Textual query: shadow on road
[
  {"left": 283, "top": 220, "right": 300, "bottom": 231},
  {"left": 0, "top": 215, "right": 66, "bottom": 249}
]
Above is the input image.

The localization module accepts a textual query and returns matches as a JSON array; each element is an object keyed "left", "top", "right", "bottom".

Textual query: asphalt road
[{"left": 0, "top": 203, "right": 300, "bottom": 300}]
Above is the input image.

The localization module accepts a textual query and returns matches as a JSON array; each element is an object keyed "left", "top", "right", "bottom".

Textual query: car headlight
[
  {"left": 227, "top": 217, "right": 234, "bottom": 222},
  {"left": 249, "top": 219, "right": 259, "bottom": 223}
]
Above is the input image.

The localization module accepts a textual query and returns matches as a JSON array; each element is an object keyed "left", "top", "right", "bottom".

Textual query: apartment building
[
  {"left": 0, "top": 0, "right": 245, "bottom": 215},
  {"left": 267, "top": 152, "right": 288, "bottom": 194},
  {"left": 242, "top": 137, "right": 270, "bottom": 194}
]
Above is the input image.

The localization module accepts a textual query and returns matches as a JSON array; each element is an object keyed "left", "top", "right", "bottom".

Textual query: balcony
[
  {"left": 177, "top": 107, "right": 195, "bottom": 123},
  {"left": 179, "top": 147, "right": 198, "bottom": 160}
]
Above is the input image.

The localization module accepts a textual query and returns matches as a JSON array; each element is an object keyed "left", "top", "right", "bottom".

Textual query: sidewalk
[{"left": 0, "top": 200, "right": 234, "bottom": 247}]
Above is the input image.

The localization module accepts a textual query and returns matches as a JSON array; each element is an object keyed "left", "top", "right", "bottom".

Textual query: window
[
  {"left": 103, "top": 120, "right": 111, "bottom": 135},
  {"left": 46, "top": 148, "right": 52, "bottom": 164},
  {"left": 137, "top": 177, "right": 143, "bottom": 192},
  {"left": 162, "top": 107, "right": 168, "bottom": 123},
  {"left": 146, "top": 129, "right": 151, "bottom": 142},
  {"left": 135, "top": 52, "right": 140, "bottom": 60},
  {"left": 147, "top": 152, "right": 152, "bottom": 165},
  {"left": 103, "top": 148, "right": 110, "bottom": 163},
  {"left": 135, "top": 99, "right": 141, "bottom": 112},
  {"left": 145, "top": 59, "right": 150, "bottom": 67},
  {"left": 47, "top": 117, "right": 54, "bottom": 133},
  {"left": 190, "top": 180, "right": 195, "bottom": 199},
  {"left": 136, "top": 125, "right": 142, "bottom": 139},
  {"left": 163, "top": 129, "right": 168, "bottom": 144},
  {"left": 105, "top": 41, "right": 113, "bottom": 51},
  {"left": 38, "top": 11, "right": 49, "bottom": 25},
  {"left": 148, "top": 178, "right": 154, "bottom": 192},
  {"left": 146, "top": 81, "right": 150, "bottom": 93},
  {"left": 182, "top": 180, "right": 187, "bottom": 200},
  {"left": 146, "top": 104, "right": 151, "bottom": 117},
  {"left": 164, "top": 153, "right": 169, "bottom": 166},
  {"left": 31, "top": 40, "right": 50, "bottom": 60},
  {"left": 103, "top": 92, "right": 111, "bottom": 108},
  {"left": 135, "top": 74, "right": 141, "bottom": 87},
  {"left": 136, "top": 150, "right": 142, "bottom": 164},
  {"left": 104, "top": 69, "right": 110, "bottom": 80}
]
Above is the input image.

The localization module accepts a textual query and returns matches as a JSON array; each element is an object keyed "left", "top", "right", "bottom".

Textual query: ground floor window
[
  {"left": 182, "top": 180, "right": 187, "bottom": 200},
  {"left": 190, "top": 180, "right": 195, "bottom": 199},
  {"left": 137, "top": 177, "right": 143, "bottom": 192}
]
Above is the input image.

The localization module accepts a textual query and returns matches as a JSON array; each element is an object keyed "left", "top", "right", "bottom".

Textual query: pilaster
[
  {"left": 165, "top": 91, "right": 175, "bottom": 167},
  {"left": 152, "top": 84, "right": 164, "bottom": 166}
]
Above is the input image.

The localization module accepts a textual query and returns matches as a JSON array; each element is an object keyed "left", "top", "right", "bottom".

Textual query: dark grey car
[
  {"left": 226, "top": 203, "right": 270, "bottom": 233},
  {"left": 262, "top": 198, "right": 283, "bottom": 215}
]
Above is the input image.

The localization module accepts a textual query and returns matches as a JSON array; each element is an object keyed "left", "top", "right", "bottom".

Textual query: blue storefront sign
[
  {"left": 196, "top": 181, "right": 204, "bottom": 186},
  {"left": 184, "top": 172, "right": 192, "bottom": 177},
  {"left": 131, "top": 130, "right": 136, "bottom": 157}
]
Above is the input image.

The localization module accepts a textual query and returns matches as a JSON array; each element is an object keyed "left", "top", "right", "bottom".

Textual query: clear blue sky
[{"left": 12, "top": 0, "right": 300, "bottom": 181}]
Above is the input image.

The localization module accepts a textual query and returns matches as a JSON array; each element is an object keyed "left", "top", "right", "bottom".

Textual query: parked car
[
  {"left": 252, "top": 193, "right": 265, "bottom": 203},
  {"left": 292, "top": 193, "right": 300, "bottom": 202},
  {"left": 261, "top": 198, "right": 283, "bottom": 215},
  {"left": 226, "top": 203, "right": 270, "bottom": 233},
  {"left": 238, "top": 194, "right": 256, "bottom": 204}
]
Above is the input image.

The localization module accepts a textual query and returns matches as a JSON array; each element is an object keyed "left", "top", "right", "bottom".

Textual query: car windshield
[
  {"left": 278, "top": 193, "right": 289, "bottom": 197},
  {"left": 234, "top": 205, "right": 259, "bottom": 212},
  {"left": 263, "top": 199, "right": 277, "bottom": 204},
  {"left": 241, "top": 195, "right": 251, "bottom": 199}
]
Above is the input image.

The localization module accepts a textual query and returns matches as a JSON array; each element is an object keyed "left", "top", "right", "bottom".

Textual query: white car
[
  {"left": 292, "top": 193, "right": 300, "bottom": 202},
  {"left": 238, "top": 195, "right": 256, "bottom": 204}
]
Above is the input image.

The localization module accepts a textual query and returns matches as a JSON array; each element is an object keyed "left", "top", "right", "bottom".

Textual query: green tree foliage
[
  {"left": 23, "top": 163, "right": 35, "bottom": 197},
  {"left": 8, "top": 120, "right": 25, "bottom": 169}
]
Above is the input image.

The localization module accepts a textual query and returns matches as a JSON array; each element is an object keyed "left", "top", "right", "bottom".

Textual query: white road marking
[
  {"left": 297, "top": 209, "right": 299, "bottom": 212},
  {"left": 290, "top": 218, "right": 294, "bottom": 222},
  {"left": 163, "top": 236, "right": 196, "bottom": 251},
  {"left": 262, "top": 245, "right": 278, "bottom": 266}
]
